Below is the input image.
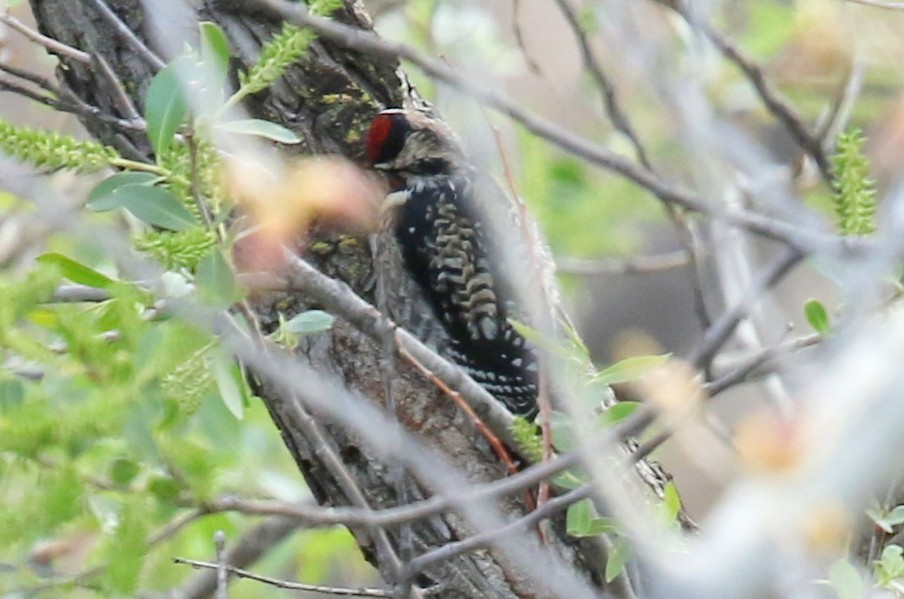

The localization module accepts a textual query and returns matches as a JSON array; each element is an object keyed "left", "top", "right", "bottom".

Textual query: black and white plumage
[{"left": 366, "top": 108, "right": 547, "bottom": 419}]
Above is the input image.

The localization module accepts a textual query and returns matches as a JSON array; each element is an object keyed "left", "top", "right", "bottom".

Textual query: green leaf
[
  {"left": 566, "top": 498, "right": 592, "bottom": 536},
  {"left": 110, "top": 458, "right": 140, "bottom": 487},
  {"left": 87, "top": 172, "right": 158, "bottom": 211},
  {"left": 605, "top": 537, "right": 631, "bottom": 583},
  {"left": 198, "top": 22, "right": 230, "bottom": 115},
  {"left": 828, "top": 558, "right": 864, "bottom": 599},
  {"left": 216, "top": 118, "right": 301, "bottom": 144},
  {"left": 887, "top": 506, "right": 904, "bottom": 527},
  {"left": 548, "top": 410, "right": 576, "bottom": 453},
  {"left": 148, "top": 476, "right": 181, "bottom": 505},
  {"left": 0, "top": 379, "right": 25, "bottom": 410},
  {"left": 804, "top": 299, "right": 831, "bottom": 335},
  {"left": 145, "top": 61, "right": 189, "bottom": 157},
  {"left": 210, "top": 352, "right": 243, "bottom": 420},
  {"left": 283, "top": 310, "right": 335, "bottom": 335},
  {"left": 598, "top": 401, "right": 641, "bottom": 426},
  {"left": 37, "top": 252, "right": 116, "bottom": 289},
  {"left": 199, "top": 22, "right": 230, "bottom": 77},
  {"left": 661, "top": 481, "right": 682, "bottom": 524},
  {"left": 95, "top": 184, "right": 199, "bottom": 231},
  {"left": 879, "top": 545, "right": 904, "bottom": 579},
  {"left": 196, "top": 250, "right": 236, "bottom": 306},
  {"left": 593, "top": 354, "right": 670, "bottom": 386}
]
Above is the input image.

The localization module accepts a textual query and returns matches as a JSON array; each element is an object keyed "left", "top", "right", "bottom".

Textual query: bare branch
[
  {"left": 689, "top": 249, "right": 804, "bottom": 370},
  {"left": 843, "top": 0, "right": 904, "bottom": 8},
  {"left": 249, "top": 0, "right": 850, "bottom": 257},
  {"left": 173, "top": 557, "right": 394, "bottom": 597},
  {"left": 0, "top": 12, "right": 91, "bottom": 63},
  {"left": 83, "top": 0, "right": 165, "bottom": 70}
]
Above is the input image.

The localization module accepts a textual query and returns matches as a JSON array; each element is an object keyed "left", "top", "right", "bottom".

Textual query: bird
[{"left": 365, "top": 107, "right": 556, "bottom": 420}]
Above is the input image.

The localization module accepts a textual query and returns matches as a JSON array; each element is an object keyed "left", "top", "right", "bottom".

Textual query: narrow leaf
[
  {"left": 593, "top": 354, "right": 671, "bottom": 386},
  {"left": 198, "top": 22, "right": 230, "bottom": 114},
  {"left": 827, "top": 559, "right": 863, "bottom": 599},
  {"left": 283, "top": 310, "right": 335, "bottom": 335},
  {"left": 598, "top": 401, "right": 641, "bottom": 426},
  {"left": 144, "top": 61, "right": 189, "bottom": 157},
  {"left": 87, "top": 172, "right": 157, "bottom": 211},
  {"left": 196, "top": 250, "right": 236, "bottom": 306},
  {"left": 804, "top": 299, "right": 831, "bottom": 335},
  {"left": 566, "top": 498, "right": 593, "bottom": 536},
  {"left": 605, "top": 537, "right": 631, "bottom": 583},
  {"left": 37, "top": 252, "right": 116, "bottom": 289},
  {"left": 98, "top": 184, "right": 198, "bottom": 231},
  {"left": 217, "top": 119, "right": 301, "bottom": 144},
  {"left": 199, "top": 22, "right": 230, "bottom": 77},
  {"left": 210, "top": 352, "right": 244, "bottom": 419}
]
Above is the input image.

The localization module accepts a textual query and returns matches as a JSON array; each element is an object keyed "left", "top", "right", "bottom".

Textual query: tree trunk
[{"left": 27, "top": 1, "right": 676, "bottom": 596}]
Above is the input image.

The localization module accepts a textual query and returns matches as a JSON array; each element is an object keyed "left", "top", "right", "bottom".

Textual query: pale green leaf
[
  {"left": 145, "top": 61, "right": 189, "bottom": 157},
  {"left": 196, "top": 250, "right": 236, "bottom": 306},
  {"left": 36, "top": 252, "right": 116, "bottom": 289},
  {"left": 593, "top": 354, "right": 671, "bottom": 386},
  {"left": 605, "top": 537, "right": 631, "bottom": 583},
  {"left": 804, "top": 299, "right": 831, "bottom": 335},
  {"left": 283, "top": 310, "right": 335, "bottom": 335},
  {"left": 216, "top": 118, "right": 301, "bottom": 144},
  {"left": 210, "top": 352, "right": 244, "bottom": 420},
  {"left": 828, "top": 559, "right": 864, "bottom": 599},
  {"left": 94, "top": 184, "right": 198, "bottom": 231},
  {"left": 87, "top": 172, "right": 158, "bottom": 211}
]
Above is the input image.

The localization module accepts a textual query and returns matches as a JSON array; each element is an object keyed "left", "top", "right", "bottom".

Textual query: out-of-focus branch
[
  {"left": 706, "top": 332, "right": 821, "bottom": 396},
  {"left": 168, "top": 517, "right": 301, "bottom": 599},
  {"left": 173, "top": 557, "right": 393, "bottom": 597},
  {"left": 83, "top": 0, "right": 165, "bottom": 70},
  {"left": 659, "top": 1, "right": 834, "bottom": 184},
  {"left": 0, "top": 12, "right": 91, "bottom": 63},
  {"left": 556, "top": 251, "right": 689, "bottom": 275},
  {"left": 249, "top": 0, "right": 854, "bottom": 258},
  {"left": 843, "top": 0, "right": 904, "bottom": 8},
  {"left": 689, "top": 249, "right": 804, "bottom": 371},
  {"left": 551, "top": 0, "right": 651, "bottom": 169}
]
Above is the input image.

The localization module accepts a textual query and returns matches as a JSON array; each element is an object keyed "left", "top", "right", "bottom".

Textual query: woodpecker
[{"left": 365, "top": 108, "right": 543, "bottom": 419}]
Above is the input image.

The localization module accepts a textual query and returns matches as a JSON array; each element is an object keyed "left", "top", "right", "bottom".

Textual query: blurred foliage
[{"left": 2, "top": 0, "right": 904, "bottom": 596}]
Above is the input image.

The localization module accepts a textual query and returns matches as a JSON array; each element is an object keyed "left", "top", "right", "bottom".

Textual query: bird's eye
[{"left": 366, "top": 111, "right": 410, "bottom": 165}]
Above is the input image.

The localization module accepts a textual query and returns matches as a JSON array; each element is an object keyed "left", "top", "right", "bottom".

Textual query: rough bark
[{"left": 27, "top": 1, "right": 675, "bottom": 596}]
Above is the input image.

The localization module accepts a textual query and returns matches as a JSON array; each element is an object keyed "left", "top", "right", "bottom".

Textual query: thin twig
[
  {"left": 398, "top": 485, "right": 592, "bottom": 590},
  {"left": 553, "top": 0, "right": 652, "bottom": 169},
  {"left": 250, "top": 0, "right": 854, "bottom": 258},
  {"left": 556, "top": 251, "right": 689, "bottom": 275},
  {"left": 663, "top": 1, "right": 834, "bottom": 184},
  {"left": 215, "top": 531, "right": 228, "bottom": 599},
  {"left": 843, "top": 0, "right": 904, "bottom": 8},
  {"left": 91, "top": 53, "right": 142, "bottom": 121},
  {"left": 705, "top": 333, "right": 821, "bottom": 396},
  {"left": 84, "top": 0, "right": 166, "bottom": 70},
  {"left": 689, "top": 249, "right": 804, "bottom": 371},
  {"left": 0, "top": 12, "right": 91, "bottom": 63},
  {"left": 174, "top": 557, "right": 394, "bottom": 597}
]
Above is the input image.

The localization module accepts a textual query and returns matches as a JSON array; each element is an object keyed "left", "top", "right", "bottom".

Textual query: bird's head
[{"left": 365, "top": 108, "right": 464, "bottom": 177}]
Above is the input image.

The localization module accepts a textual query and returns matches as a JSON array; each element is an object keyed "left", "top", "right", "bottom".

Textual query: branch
[
  {"left": 249, "top": 0, "right": 852, "bottom": 257},
  {"left": 689, "top": 248, "right": 804, "bottom": 370},
  {"left": 843, "top": 0, "right": 904, "bottom": 8},
  {"left": 660, "top": 1, "right": 834, "bottom": 183},
  {"left": 0, "top": 12, "right": 91, "bottom": 63},
  {"left": 173, "top": 557, "right": 393, "bottom": 597},
  {"left": 169, "top": 517, "right": 301, "bottom": 599}
]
